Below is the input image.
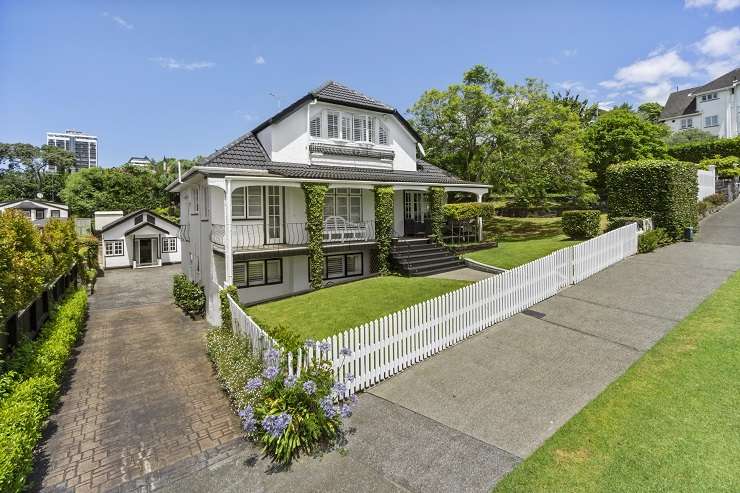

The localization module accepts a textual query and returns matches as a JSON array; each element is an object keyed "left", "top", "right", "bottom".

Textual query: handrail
[{"left": 211, "top": 221, "right": 376, "bottom": 251}]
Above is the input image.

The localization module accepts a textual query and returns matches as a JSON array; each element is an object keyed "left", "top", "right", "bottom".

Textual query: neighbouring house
[
  {"left": 127, "top": 156, "right": 154, "bottom": 167},
  {"left": 166, "top": 81, "right": 490, "bottom": 324},
  {"left": 0, "top": 199, "right": 69, "bottom": 227},
  {"left": 660, "top": 68, "right": 740, "bottom": 137},
  {"left": 100, "top": 209, "right": 181, "bottom": 269}
]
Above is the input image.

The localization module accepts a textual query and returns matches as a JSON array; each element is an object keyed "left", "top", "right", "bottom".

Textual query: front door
[
  {"left": 139, "top": 239, "right": 153, "bottom": 265},
  {"left": 404, "top": 191, "right": 429, "bottom": 236},
  {"left": 265, "top": 186, "right": 283, "bottom": 244}
]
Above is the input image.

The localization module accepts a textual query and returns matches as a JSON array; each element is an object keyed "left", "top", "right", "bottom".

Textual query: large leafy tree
[
  {"left": 552, "top": 90, "right": 599, "bottom": 126},
  {"left": 665, "top": 128, "right": 717, "bottom": 145},
  {"left": 0, "top": 142, "right": 75, "bottom": 201},
  {"left": 584, "top": 109, "right": 669, "bottom": 198},
  {"left": 637, "top": 102, "right": 664, "bottom": 123},
  {"left": 409, "top": 66, "right": 594, "bottom": 205}
]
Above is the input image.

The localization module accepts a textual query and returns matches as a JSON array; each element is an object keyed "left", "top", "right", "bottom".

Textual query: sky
[{"left": 1, "top": 0, "right": 739, "bottom": 167}]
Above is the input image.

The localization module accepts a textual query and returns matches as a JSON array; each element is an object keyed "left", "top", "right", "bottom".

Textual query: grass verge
[{"left": 494, "top": 270, "right": 740, "bottom": 493}]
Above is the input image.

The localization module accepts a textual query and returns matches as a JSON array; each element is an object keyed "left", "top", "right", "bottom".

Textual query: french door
[
  {"left": 403, "top": 191, "right": 430, "bottom": 236},
  {"left": 265, "top": 186, "right": 283, "bottom": 244}
]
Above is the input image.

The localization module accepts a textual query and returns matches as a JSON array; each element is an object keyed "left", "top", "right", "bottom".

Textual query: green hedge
[
  {"left": 443, "top": 202, "right": 498, "bottom": 221},
  {"left": 561, "top": 210, "right": 601, "bottom": 239},
  {"left": 698, "top": 155, "right": 740, "bottom": 178},
  {"left": 219, "top": 285, "right": 239, "bottom": 331},
  {"left": 607, "top": 160, "right": 698, "bottom": 240},
  {"left": 668, "top": 135, "right": 740, "bottom": 162},
  {"left": 606, "top": 216, "right": 644, "bottom": 232},
  {"left": 303, "top": 184, "right": 329, "bottom": 288},
  {"left": 428, "top": 187, "right": 446, "bottom": 242},
  {"left": 173, "top": 274, "right": 205, "bottom": 315},
  {"left": 374, "top": 186, "right": 394, "bottom": 275},
  {"left": 0, "top": 288, "right": 88, "bottom": 492}
]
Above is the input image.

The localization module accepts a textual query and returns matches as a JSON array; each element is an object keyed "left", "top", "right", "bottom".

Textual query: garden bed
[{"left": 246, "top": 276, "right": 470, "bottom": 340}]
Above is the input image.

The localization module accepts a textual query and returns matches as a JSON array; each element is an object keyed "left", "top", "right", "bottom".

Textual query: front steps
[{"left": 391, "top": 237, "right": 465, "bottom": 276}]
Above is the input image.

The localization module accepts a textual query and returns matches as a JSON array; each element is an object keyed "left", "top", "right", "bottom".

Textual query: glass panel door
[{"left": 266, "top": 186, "right": 283, "bottom": 244}]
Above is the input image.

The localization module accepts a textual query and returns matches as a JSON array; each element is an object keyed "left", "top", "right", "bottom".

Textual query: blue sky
[{"left": 1, "top": 0, "right": 738, "bottom": 167}]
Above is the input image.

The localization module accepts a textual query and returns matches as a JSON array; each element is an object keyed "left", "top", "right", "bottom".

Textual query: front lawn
[
  {"left": 247, "top": 276, "right": 470, "bottom": 340},
  {"left": 494, "top": 270, "right": 740, "bottom": 492},
  {"left": 466, "top": 235, "right": 580, "bottom": 269}
]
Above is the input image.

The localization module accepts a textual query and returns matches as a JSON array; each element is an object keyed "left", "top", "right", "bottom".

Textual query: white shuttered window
[{"left": 327, "top": 111, "right": 339, "bottom": 138}]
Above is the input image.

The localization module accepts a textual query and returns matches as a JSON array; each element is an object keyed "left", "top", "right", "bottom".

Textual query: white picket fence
[{"left": 227, "top": 223, "right": 638, "bottom": 397}]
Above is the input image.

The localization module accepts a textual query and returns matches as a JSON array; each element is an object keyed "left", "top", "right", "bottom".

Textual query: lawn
[
  {"left": 494, "top": 270, "right": 740, "bottom": 493},
  {"left": 246, "top": 276, "right": 470, "bottom": 340}
]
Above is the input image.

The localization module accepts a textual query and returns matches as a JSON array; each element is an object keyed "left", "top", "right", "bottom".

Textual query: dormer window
[
  {"left": 309, "top": 109, "right": 391, "bottom": 146},
  {"left": 700, "top": 92, "right": 719, "bottom": 102}
]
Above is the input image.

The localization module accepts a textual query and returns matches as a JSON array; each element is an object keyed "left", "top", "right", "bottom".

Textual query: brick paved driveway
[{"left": 30, "top": 265, "right": 243, "bottom": 492}]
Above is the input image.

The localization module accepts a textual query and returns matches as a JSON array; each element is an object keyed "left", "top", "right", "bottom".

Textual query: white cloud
[
  {"left": 597, "top": 101, "right": 614, "bottom": 110},
  {"left": 640, "top": 81, "right": 675, "bottom": 103},
  {"left": 255, "top": 55, "right": 266, "bottom": 65},
  {"left": 150, "top": 57, "right": 215, "bottom": 71},
  {"left": 562, "top": 48, "right": 577, "bottom": 57},
  {"left": 103, "top": 12, "right": 133, "bottom": 29},
  {"left": 235, "top": 110, "right": 256, "bottom": 121},
  {"left": 607, "top": 50, "right": 692, "bottom": 86},
  {"left": 696, "top": 26, "right": 740, "bottom": 57},
  {"left": 685, "top": 0, "right": 740, "bottom": 11}
]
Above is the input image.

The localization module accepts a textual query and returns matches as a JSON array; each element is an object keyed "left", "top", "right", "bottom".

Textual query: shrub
[
  {"left": 173, "top": 274, "right": 205, "bottom": 315},
  {"left": 40, "top": 219, "right": 78, "bottom": 281},
  {"left": 698, "top": 155, "right": 740, "bottom": 179},
  {"left": 443, "top": 202, "right": 498, "bottom": 221},
  {"left": 667, "top": 135, "right": 740, "bottom": 163},
  {"left": 607, "top": 216, "right": 644, "bottom": 232},
  {"left": 219, "top": 285, "right": 239, "bottom": 331},
  {"left": 607, "top": 159, "right": 698, "bottom": 240},
  {"left": 0, "top": 288, "right": 87, "bottom": 492},
  {"left": 561, "top": 210, "right": 601, "bottom": 239},
  {"left": 206, "top": 327, "right": 262, "bottom": 410},
  {"left": 428, "top": 187, "right": 446, "bottom": 242},
  {"left": 704, "top": 193, "right": 727, "bottom": 207},
  {"left": 697, "top": 200, "right": 710, "bottom": 217},
  {"left": 638, "top": 228, "right": 672, "bottom": 253}
]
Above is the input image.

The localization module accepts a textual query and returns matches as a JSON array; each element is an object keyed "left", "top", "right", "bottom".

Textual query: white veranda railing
[{"left": 227, "top": 223, "right": 639, "bottom": 397}]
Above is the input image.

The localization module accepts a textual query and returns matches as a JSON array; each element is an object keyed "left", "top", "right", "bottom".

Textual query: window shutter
[
  {"left": 310, "top": 115, "right": 322, "bottom": 137},
  {"left": 353, "top": 115, "right": 366, "bottom": 141},
  {"left": 341, "top": 115, "right": 352, "bottom": 140},
  {"left": 326, "top": 256, "right": 345, "bottom": 278},
  {"left": 368, "top": 117, "right": 376, "bottom": 143},
  {"left": 327, "top": 112, "right": 339, "bottom": 138},
  {"left": 233, "top": 263, "right": 247, "bottom": 286},
  {"left": 247, "top": 261, "right": 265, "bottom": 285},
  {"left": 266, "top": 259, "right": 281, "bottom": 283},
  {"left": 378, "top": 122, "right": 389, "bottom": 145}
]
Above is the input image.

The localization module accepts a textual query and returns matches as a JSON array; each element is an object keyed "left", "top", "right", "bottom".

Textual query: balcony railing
[
  {"left": 178, "top": 224, "right": 190, "bottom": 242},
  {"left": 211, "top": 219, "right": 376, "bottom": 251}
]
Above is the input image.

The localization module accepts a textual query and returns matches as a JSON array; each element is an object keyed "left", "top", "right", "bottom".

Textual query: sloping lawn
[
  {"left": 247, "top": 276, "right": 470, "bottom": 340},
  {"left": 494, "top": 271, "right": 740, "bottom": 493},
  {"left": 466, "top": 235, "right": 580, "bottom": 269}
]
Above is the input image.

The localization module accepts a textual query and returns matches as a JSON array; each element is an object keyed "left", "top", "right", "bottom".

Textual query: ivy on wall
[
  {"left": 302, "top": 183, "right": 329, "bottom": 289},
  {"left": 374, "top": 186, "right": 395, "bottom": 275},
  {"left": 428, "top": 186, "right": 446, "bottom": 242}
]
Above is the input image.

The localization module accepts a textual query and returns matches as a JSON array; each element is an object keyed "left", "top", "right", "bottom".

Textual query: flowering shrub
[
  {"left": 172, "top": 274, "right": 205, "bottom": 315},
  {"left": 236, "top": 344, "right": 356, "bottom": 464}
]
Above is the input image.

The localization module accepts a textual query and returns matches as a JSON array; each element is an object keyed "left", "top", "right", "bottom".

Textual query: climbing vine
[
  {"left": 428, "top": 186, "right": 446, "bottom": 243},
  {"left": 302, "top": 183, "right": 329, "bottom": 289},
  {"left": 374, "top": 186, "right": 395, "bottom": 275},
  {"left": 219, "top": 284, "right": 239, "bottom": 331}
]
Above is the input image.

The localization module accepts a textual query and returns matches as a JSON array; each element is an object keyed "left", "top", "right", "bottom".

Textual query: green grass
[
  {"left": 246, "top": 276, "right": 470, "bottom": 340},
  {"left": 494, "top": 271, "right": 740, "bottom": 493},
  {"left": 466, "top": 235, "right": 580, "bottom": 269}
]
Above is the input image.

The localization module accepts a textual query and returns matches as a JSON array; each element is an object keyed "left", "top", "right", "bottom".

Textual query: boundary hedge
[{"left": 667, "top": 135, "right": 740, "bottom": 163}]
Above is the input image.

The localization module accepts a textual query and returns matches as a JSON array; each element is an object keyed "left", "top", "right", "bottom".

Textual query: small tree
[{"left": 637, "top": 102, "right": 663, "bottom": 124}]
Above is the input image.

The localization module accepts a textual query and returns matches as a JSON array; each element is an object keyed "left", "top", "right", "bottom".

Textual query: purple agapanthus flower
[
  {"left": 339, "top": 403, "right": 353, "bottom": 418},
  {"left": 283, "top": 375, "right": 297, "bottom": 388},
  {"left": 349, "top": 394, "right": 358, "bottom": 405},
  {"left": 263, "top": 366, "right": 279, "bottom": 380},
  {"left": 245, "top": 377, "right": 263, "bottom": 391},
  {"left": 264, "top": 348, "right": 280, "bottom": 363},
  {"left": 302, "top": 380, "right": 317, "bottom": 395},
  {"left": 318, "top": 341, "right": 331, "bottom": 353},
  {"left": 320, "top": 395, "right": 336, "bottom": 418},
  {"left": 332, "top": 382, "right": 347, "bottom": 396},
  {"left": 238, "top": 405, "right": 257, "bottom": 432},
  {"left": 340, "top": 347, "right": 352, "bottom": 357},
  {"left": 303, "top": 339, "right": 315, "bottom": 350},
  {"left": 261, "top": 412, "right": 292, "bottom": 438},
  {"left": 346, "top": 373, "right": 355, "bottom": 383}
]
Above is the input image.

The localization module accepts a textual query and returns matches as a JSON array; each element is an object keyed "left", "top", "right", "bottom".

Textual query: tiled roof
[
  {"left": 198, "top": 133, "right": 271, "bottom": 169},
  {"left": 660, "top": 87, "right": 699, "bottom": 120},
  {"left": 695, "top": 68, "right": 740, "bottom": 93},
  {"left": 311, "top": 81, "right": 395, "bottom": 111}
]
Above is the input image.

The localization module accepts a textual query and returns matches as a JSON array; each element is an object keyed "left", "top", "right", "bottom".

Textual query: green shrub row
[
  {"left": 606, "top": 216, "right": 644, "bottom": 232},
  {"left": 442, "top": 201, "right": 498, "bottom": 221},
  {"left": 0, "top": 288, "right": 88, "bottom": 492},
  {"left": 638, "top": 228, "right": 673, "bottom": 254},
  {"left": 607, "top": 159, "right": 698, "bottom": 240},
  {"left": 668, "top": 135, "right": 740, "bottom": 163},
  {"left": 172, "top": 274, "right": 205, "bottom": 315},
  {"left": 698, "top": 156, "right": 740, "bottom": 179},
  {"left": 561, "top": 210, "right": 601, "bottom": 239}
]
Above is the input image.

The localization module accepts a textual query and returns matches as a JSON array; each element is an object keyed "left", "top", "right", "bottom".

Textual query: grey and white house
[
  {"left": 660, "top": 68, "right": 740, "bottom": 137},
  {"left": 167, "top": 81, "right": 490, "bottom": 325},
  {"left": 100, "top": 210, "right": 181, "bottom": 269},
  {"left": 0, "top": 199, "right": 69, "bottom": 227}
]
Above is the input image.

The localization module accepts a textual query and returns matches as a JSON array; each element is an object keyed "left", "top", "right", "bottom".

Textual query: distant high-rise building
[{"left": 46, "top": 130, "right": 98, "bottom": 170}]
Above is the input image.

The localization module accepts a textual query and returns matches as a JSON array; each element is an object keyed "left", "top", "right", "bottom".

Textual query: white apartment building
[
  {"left": 659, "top": 68, "right": 740, "bottom": 138},
  {"left": 46, "top": 130, "right": 98, "bottom": 170}
]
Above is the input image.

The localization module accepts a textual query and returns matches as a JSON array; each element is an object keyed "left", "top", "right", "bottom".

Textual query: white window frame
[
  {"left": 233, "top": 258, "right": 282, "bottom": 287},
  {"left": 326, "top": 111, "right": 339, "bottom": 139},
  {"left": 105, "top": 239, "right": 124, "bottom": 257},
  {"left": 310, "top": 114, "right": 322, "bottom": 137},
  {"left": 310, "top": 108, "right": 390, "bottom": 147},
  {"left": 162, "top": 237, "right": 178, "bottom": 253},
  {"left": 232, "top": 186, "right": 263, "bottom": 219},
  {"left": 705, "top": 115, "right": 719, "bottom": 128},
  {"left": 51, "top": 209, "right": 60, "bottom": 218},
  {"left": 324, "top": 188, "right": 363, "bottom": 223},
  {"left": 321, "top": 252, "right": 363, "bottom": 280}
]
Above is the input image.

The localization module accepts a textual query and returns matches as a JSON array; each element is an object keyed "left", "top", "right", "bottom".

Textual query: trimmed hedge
[
  {"left": 0, "top": 288, "right": 88, "bottom": 492},
  {"left": 607, "top": 160, "right": 698, "bottom": 240},
  {"left": 561, "top": 210, "right": 601, "bottom": 239},
  {"left": 698, "top": 156, "right": 740, "bottom": 179},
  {"left": 668, "top": 135, "right": 740, "bottom": 163},
  {"left": 443, "top": 202, "right": 498, "bottom": 221},
  {"left": 173, "top": 274, "right": 205, "bottom": 315},
  {"left": 607, "top": 216, "right": 644, "bottom": 232}
]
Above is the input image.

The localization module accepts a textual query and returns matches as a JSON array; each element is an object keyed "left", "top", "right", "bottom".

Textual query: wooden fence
[
  {"left": 1, "top": 264, "right": 79, "bottom": 353},
  {"left": 227, "top": 223, "right": 638, "bottom": 397}
]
